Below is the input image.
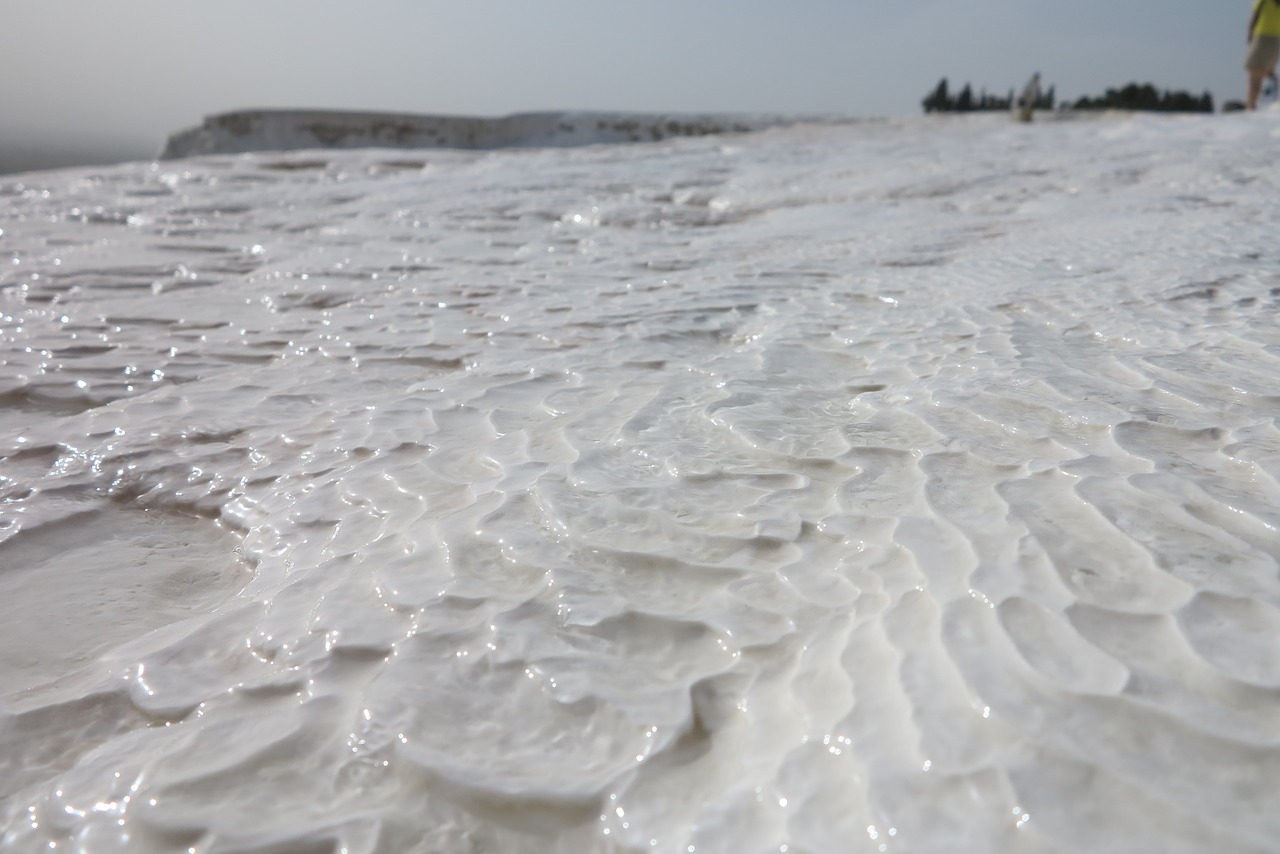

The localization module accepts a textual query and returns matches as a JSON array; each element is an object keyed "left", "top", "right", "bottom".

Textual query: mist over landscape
[{"left": 1, "top": 2, "right": 1243, "bottom": 174}]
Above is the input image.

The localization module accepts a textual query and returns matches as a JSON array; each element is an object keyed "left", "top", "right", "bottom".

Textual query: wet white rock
[{"left": 1, "top": 112, "right": 1278, "bottom": 853}]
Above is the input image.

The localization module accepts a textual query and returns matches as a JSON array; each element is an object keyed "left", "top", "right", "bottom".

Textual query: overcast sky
[{"left": 0, "top": 1, "right": 1249, "bottom": 171}]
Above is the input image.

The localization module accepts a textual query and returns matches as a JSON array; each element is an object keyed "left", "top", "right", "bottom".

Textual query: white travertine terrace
[
  {"left": 159, "top": 109, "right": 820, "bottom": 159},
  {"left": 1, "top": 111, "right": 1278, "bottom": 853}
]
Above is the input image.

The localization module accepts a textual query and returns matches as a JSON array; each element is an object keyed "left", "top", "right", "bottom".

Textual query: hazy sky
[{"left": 0, "top": 1, "right": 1249, "bottom": 169}]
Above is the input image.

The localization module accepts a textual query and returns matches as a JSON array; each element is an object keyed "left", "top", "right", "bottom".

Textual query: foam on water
[{"left": 1, "top": 112, "right": 1278, "bottom": 853}]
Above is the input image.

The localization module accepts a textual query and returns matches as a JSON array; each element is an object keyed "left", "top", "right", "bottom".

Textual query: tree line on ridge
[{"left": 922, "top": 79, "right": 1214, "bottom": 114}]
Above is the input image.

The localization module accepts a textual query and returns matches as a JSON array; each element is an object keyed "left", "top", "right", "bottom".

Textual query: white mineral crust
[{"left": 0, "top": 111, "right": 1277, "bottom": 853}]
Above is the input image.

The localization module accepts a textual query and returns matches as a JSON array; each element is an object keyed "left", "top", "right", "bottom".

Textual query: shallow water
[{"left": 1, "top": 112, "right": 1278, "bottom": 853}]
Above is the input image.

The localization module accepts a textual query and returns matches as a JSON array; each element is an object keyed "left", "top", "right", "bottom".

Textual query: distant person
[
  {"left": 1246, "top": 0, "right": 1280, "bottom": 109},
  {"left": 1016, "top": 72, "right": 1042, "bottom": 122}
]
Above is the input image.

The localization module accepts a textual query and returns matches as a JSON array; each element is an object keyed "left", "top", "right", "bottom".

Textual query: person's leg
[
  {"left": 1247, "top": 36, "right": 1280, "bottom": 108},
  {"left": 1248, "top": 68, "right": 1267, "bottom": 109}
]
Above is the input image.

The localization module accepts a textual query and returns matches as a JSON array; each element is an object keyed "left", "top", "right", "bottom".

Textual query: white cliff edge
[{"left": 159, "top": 109, "right": 829, "bottom": 159}]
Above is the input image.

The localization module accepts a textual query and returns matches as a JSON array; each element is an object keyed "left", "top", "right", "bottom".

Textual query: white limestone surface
[
  {"left": 158, "top": 109, "right": 820, "bottom": 159},
  {"left": 1, "top": 111, "right": 1278, "bottom": 854}
]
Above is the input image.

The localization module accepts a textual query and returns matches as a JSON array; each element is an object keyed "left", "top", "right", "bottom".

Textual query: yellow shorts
[{"left": 1246, "top": 35, "right": 1280, "bottom": 72}]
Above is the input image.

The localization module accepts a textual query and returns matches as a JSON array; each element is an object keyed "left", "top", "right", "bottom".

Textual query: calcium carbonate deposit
[{"left": 1, "top": 111, "right": 1278, "bottom": 854}]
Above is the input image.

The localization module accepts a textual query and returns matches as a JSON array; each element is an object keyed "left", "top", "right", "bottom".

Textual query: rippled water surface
[{"left": 1, "top": 113, "right": 1278, "bottom": 853}]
